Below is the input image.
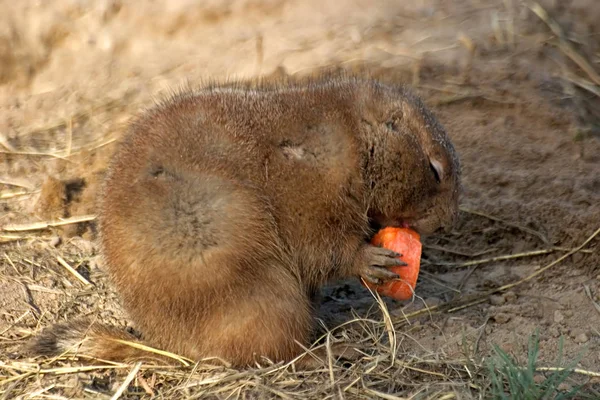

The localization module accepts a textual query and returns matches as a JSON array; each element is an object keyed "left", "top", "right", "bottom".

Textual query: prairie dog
[{"left": 30, "top": 75, "right": 461, "bottom": 367}]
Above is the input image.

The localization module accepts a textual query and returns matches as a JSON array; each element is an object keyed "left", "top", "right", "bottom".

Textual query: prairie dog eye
[{"left": 429, "top": 158, "right": 443, "bottom": 183}]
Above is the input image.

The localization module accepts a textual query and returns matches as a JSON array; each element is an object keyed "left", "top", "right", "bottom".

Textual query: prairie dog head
[{"left": 356, "top": 80, "right": 461, "bottom": 235}]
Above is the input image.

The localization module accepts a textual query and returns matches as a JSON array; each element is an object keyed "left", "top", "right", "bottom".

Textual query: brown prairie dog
[{"left": 30, "top": 74, "right": 461, "bottom": 368}]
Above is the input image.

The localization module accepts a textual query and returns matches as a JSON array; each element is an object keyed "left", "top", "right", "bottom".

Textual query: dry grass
[
  {"left": 1, "top": 316, "right": 475, "bottom": 398},
  {"left": 1, "top": 220, "right": 598, "bottom": 398},
  {"left": 526, "top": 0, "right": 600, "bottom": 140}
]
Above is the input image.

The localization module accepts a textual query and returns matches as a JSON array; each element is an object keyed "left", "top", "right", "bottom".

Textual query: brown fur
[{"left": 28, "top": 74, "right": 461, "bottom": 368}]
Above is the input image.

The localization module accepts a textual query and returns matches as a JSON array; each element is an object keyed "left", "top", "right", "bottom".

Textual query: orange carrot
[{"left": 365, "top": 227, "right": 422, "bottom": 300}]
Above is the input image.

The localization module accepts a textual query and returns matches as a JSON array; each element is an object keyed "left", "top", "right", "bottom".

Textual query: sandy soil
[{"left": 1, "top": 0, "right": 600, "bottom": 398}]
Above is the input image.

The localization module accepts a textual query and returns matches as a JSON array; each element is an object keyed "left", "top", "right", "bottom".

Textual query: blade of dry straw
[
  {"left": 2, "top": 215, "right": 96, "bottom": 232},
  {"left": 22, "top": 384, "right": 56, "bottom": 398},
  {"left": 527, "top": 0, "right": 600, "bottom": 86},
  {"left": 491, "top": 226, "right": 600, "bottom": 293},
  {"left": 584, "top": 284, "right": 600, "bottom": 315},
  {"left": 56, "top": 255, "right": 92, "bottom": 287},
  {"left": 0, "top": 149, "right": 72, "bottom": 160},
  {"left": 0, "top": 310, "right": 30, "bottom": 336},
  {"left": 564, "top": 72, "right": 600, "bottom": 97},
  {"left": 0, "top": 178, "right": 35, "bottom": 190},
  {"left": 363, "top": 388, "right": 408, "bottom": 400},
  {"left": 460, "top": 206, "right": 551, "bottom": 245},
  {"left": 0, "top": 363, "right": 129, "bottom": 374},
  {"left": 326, "top": 333, "right": 335, "bottom": 387},
  {"left": 110, "top": 362, "right": 142, "bottom": 400},
  {"left": 0, "top": 371, "right": 34, "bottom": 387},
  {"left": 0, "top": 189, "right": 33, "bottom": 199},
  {"left": 435, "top": 249, "right": 555, "bottom": 268},
  {"left": 536, "top": 367, "right": 600, "bottom": 378},
  {"left": 0, "top": 234, "right": 31, "bottom": 244},
  {"left": 362, "top": 279, "right": 397, "bottom": 365},
  {"left": 108, "top": 339, "right": 193, "bottom": 367}
]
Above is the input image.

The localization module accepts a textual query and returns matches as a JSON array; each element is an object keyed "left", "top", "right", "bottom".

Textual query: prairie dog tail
[
  {"left": 26, "top": 320, "right": 191, "bottom": 366},
  {"left": 27, "top": 320, "right": 365, "bottom": 369}
]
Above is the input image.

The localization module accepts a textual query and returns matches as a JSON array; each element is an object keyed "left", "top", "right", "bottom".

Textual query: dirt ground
[{"left": 1, "top": 0, "right": 600, "bottom": 398}]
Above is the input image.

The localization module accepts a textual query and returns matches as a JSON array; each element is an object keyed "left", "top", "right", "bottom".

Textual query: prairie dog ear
[{"left": 429, "top": 158, "right": 444, "bottom": 183}]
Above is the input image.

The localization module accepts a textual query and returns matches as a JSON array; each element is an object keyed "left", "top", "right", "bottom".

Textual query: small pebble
[
  {"left": 571, "top": 252, "right": 585, "bottom": 263},
  {"left": 574, "top": 333, "right": 589, "bottom": 344},
  {"left": 499, "top": 342, "right": 515, "bottom": 353},
  {"left": 504, "top": 291, "right": 517, "bottom": 303},
  {"left": 424, "top": 297, "right": 442, "bottom": 307},
  {"left": 548, "top": 327, "right": 560, "bottom": 338},
  {"left": 408, "top": 320, "right": 422, "bottom": 331},
  {"left": 492, "top": 312, "right": 511, "bottom": 324},
  {"left": 489, "top": 295, "right": 505, "bottom": 306},
  {"left": 554, "top": 310, "right": 565, "bottom": 323},
  {"left": 533, "top": 374, "right": 545, "bottom": 384},
  {"left": 563, "top": 310, "right": 574, "bottom": 318},
  {"left": 558, "top": 382, "right": 571, "bottom": 392}
]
